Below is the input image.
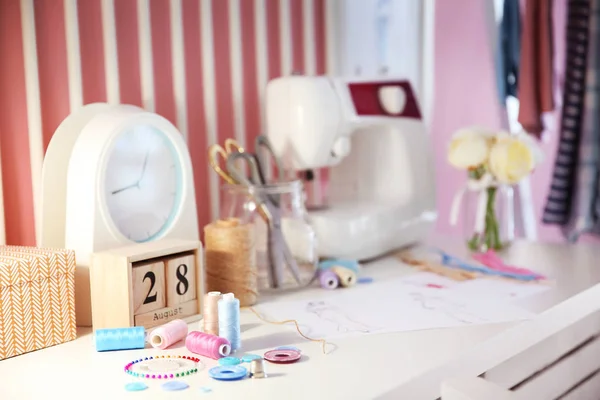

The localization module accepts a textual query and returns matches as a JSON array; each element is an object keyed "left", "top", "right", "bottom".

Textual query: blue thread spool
[
  {"left": 95, "top": 327, "right": 146, "bottom": 352},
  {"left": 218, "top": 293, "right": 241, "bottom": 351}
]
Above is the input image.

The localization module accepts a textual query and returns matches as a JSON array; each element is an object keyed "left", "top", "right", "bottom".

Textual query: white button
[
  {"left": 331, "top": 137, "right": 351, "bottom": 158},
  {"left": 378, "top": 86, "right": 406, "bottom": 115}
]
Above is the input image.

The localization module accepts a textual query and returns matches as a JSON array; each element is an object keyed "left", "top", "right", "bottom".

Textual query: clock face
[{"left": 104, "top": 125, "right": 183, "bottom": 242}]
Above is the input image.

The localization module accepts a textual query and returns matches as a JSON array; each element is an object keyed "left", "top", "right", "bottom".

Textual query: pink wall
[
  {"left": 432, "top": 0, "right": 582, "bottom": 243},
  {"left": 432, "top": 1, "right": 503, "bottom": 236}
]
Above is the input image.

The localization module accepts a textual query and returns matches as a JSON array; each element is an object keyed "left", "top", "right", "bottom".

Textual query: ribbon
[
  {"left": 471, "top": 250, "right": 545, "bottom": 280},
  {"left": 449, "top": 173, "right": 496, "bottom": 234},
  {"left": 435, "top": 249, "right": 542, "bottom": 282}
]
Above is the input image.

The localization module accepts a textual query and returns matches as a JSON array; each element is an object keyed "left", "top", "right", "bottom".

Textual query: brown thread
[
  {"left": 248, "top": 307, "right": 330, "bottom": 354},
  {"left": 204, "top": 218, "right": 258, "bottom": 307}
]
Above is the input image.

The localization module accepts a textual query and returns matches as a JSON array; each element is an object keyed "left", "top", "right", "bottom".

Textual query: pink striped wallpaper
[{"left": 0, "top": 0, "right": 328, "bottom": 246}]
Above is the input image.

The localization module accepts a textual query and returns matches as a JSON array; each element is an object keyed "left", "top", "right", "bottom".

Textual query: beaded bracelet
[{"left": 124, "top": 355, "right": 200, "bottom": 379}]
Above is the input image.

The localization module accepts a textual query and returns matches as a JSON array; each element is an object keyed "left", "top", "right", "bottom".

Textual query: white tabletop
[{"left": 2, "top": 236, "right": 599, "bottom": 400}]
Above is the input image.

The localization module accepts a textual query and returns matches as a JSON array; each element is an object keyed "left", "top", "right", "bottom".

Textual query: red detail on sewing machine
[{"left": 347, "top": 81, "right": 422, "bottom": 120}]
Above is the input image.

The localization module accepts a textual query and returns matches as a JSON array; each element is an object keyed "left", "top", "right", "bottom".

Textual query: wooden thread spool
[
  {"left": 330, "top": 266, "right": 356, "bottom": 287},
  {"left": 204, "top": 218, "right": 258, "bottom": 307}
]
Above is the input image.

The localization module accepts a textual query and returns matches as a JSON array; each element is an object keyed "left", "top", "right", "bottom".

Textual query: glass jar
[
  {"left": 462, "top": 185, "right": 515, "bottom": 252},
  {"left": 220, "top": 180, "right": 318, "bottom": 291}
]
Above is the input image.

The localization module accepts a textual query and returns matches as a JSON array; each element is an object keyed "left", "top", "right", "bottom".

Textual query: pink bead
[
  {"left": 151, "top": 375, "right": 155, "bottom": 379},
  {"left": 169, "top": 374, "right": 173, "bottom": 378}
]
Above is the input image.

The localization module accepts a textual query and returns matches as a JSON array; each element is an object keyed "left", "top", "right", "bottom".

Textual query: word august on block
[
  {"left": 89, "top": 239, "right": 205, "bottom": 330},
  {"left": 151, "top": 305, "right": 188, "bottom": 323}
]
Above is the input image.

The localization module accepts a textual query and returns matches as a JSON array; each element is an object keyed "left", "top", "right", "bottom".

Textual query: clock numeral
[
  {"left": 143, "top": 271, "right": 158, "bottom": 304},
  {"left": 175, "top": 264, "right": 189, "bottom": 296}
]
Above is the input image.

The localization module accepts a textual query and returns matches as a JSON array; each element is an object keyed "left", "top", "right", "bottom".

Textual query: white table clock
[
  {"left": 41, "top": 103, "right": 200, "bottom": 326},
  {"left": 39, "top": 102, "right": 114, "bottom": 249}
]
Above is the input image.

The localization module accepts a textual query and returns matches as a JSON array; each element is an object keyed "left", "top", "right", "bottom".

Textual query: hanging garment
[
  {"left": 496, "top": 0, "right": 521, "bottom": 103},
  {"left": 517, "top": 0, "right": 555, "bottom": 136},
  {"left": 565, "top": 0, "right": 600, "bottom": 241},
  {"left": 543, "top": 0, "right": 600, "bottom": 243}
]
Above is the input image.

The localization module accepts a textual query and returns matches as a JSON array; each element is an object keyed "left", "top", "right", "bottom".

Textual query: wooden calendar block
[
  {"left": 165, "top": 252, "right": 196, "bottom": 306},
  {"left": 132, "top": 261, "right": 166, "bottom": 315},
  {"left": 89, "top": 239, "right": 205, "bottom": 330}
]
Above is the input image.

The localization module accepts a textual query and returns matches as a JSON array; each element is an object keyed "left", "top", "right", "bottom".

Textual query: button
[{"left": 378, "top": 85, "right": 406, "bottom": 115}]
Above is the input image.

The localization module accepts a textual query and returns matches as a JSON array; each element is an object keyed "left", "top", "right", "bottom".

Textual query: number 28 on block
[{"left": 132, "top": 252, "right": 196, "bottom": 316}]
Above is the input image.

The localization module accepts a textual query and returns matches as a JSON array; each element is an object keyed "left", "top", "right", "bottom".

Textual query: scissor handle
[
  {"left": 224, "top": 138, "right": 244, "bottom": 154},
  {"left": 225, "top": 151, "right": 263, "bottom": 187},
  {"left": 208, "top": 144, "right": 237, "bottom": 184},
  {"left": 255, "top": 135, "right": 285, "bottom": 182},
  {"left": 226, "top": 152, "right": 274, "bottom": 223}
]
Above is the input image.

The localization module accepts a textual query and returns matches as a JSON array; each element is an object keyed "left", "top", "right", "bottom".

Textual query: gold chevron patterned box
[{"left": 0, "top": 246, "right": 77, "bottom": 360}]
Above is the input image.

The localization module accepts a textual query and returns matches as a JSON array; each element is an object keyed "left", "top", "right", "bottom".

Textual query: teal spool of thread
[
  {"left": 318, "top": 259, "right": 360, "bottom": 274},
  {"left": 95, "top": 327, "right": 146, "bottom": 352},
  {"left": 218, "top": 293, "right": 241, "bottom": 351}
]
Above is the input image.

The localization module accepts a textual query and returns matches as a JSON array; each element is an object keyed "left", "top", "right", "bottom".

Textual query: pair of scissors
[
  {"left": 208, "top": 135, "right": 284, "bottom": 185},
  {"left": 226, "top": 151, "right": 302, "bottom": 288}
]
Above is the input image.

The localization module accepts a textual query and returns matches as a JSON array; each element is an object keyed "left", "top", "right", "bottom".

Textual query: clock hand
[
  {"left": 138, "top": 151, "right": 150, "bottom": 182},
  {"left": 111, "top": 182, "right": 139, "bottom": 195},
  {"left": 111, "top": 151, "right": 149, "bottom": 195}
]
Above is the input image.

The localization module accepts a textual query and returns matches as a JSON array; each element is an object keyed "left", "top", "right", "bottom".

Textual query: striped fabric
[
  {"left": 0, "top": 0, "right": 333, "bottom": 247},
  {"left": 566, "top": 0, "right": 600, "bottom": 240},
  {"left": 542, "top": 0, "right": 591, "bottom": 230}
]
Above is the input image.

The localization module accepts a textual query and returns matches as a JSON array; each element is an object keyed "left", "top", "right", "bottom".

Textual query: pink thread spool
[
  {"left": 149, "top": 319, "right": 188, "bottom": 350},
  {"left": 186, "top": 331, "right": 231, "bottom": 360}
]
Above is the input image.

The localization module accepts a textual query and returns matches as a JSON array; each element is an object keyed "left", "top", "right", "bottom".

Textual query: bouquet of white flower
[{"left": 448, "top": 127, "right": 543, "bottom": 251}]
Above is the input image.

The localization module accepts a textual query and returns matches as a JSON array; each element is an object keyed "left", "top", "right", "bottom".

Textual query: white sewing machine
[{"left": 265, "top": 76, "right": 437, "bottom": 261}]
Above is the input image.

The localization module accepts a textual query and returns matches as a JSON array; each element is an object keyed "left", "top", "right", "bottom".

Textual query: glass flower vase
[{"left": 462, "top": 185, "right": 515, "bottom": 252}]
